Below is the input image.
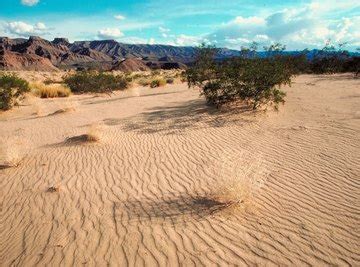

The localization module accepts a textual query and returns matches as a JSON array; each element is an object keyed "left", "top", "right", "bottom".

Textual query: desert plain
[{"left": 0, "top": 73, "right": 359, "bottom": 266}]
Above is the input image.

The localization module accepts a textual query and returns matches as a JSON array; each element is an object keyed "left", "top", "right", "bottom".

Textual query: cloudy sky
[{"left": 0, "top": 0, "right": 359, "bottom": 50}]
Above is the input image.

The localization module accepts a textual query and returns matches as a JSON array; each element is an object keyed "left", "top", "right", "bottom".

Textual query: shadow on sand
[
  {"left": 117, "top": 193, "right": 240, "bottom": 225},
  {"left": 103, "top": 99, "right": 257, "bottom": 135},
  {"left": 84, "top": 90, "right": 186, "bottom": 105}
]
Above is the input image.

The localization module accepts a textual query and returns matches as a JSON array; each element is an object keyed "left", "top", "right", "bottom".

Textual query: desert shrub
[
  {"left": 138, "top": 78, "right": 151, "bottom": 86},
  {"left": 64, "top": 71, "right": 128, "bottom": 94},
  {"left": 150, "top": 78, "right": 167, "bottom": 88},
  {"left": 0, "top": 74, "right": 30, "bottom": 110},
  {"left": 343, "top": 57, "right": 360, "bottom": 75},
  {"left": 282, "top": 54, "right": 310, "bottom": 74},
  {"left": 43, "top": 78, "right": 60, "bottom": 85},
  {"left": 310, "top": 54, "right": 344, "bottom": 74},
  {"left": 151, "top": 70, "right": 161, "bottom": 76},
  {"left": 307, "top": 42, "right": 359, "bottom": 74},
  {"left": 31, "top": 82, "right": 71, "bottom": 98},
  {"left": 131, "top": 73, "right": 142, "bottom": 80},
  {"left": 166, "top": 78, "right": 174, "bottom": 84},
  {"left": 186, "top": 44, "right": 292, "bottom": 109},
  {"left": 124, "top": 74, "right": 133, "bottom": 83}
]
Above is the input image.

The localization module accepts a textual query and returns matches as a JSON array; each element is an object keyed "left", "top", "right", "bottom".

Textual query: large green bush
[
  {"left": 0, "top": 74, "right": 30, "bottom": 110},
  {"left": 64, "top": 72, "right": 128, "bottom": 94},
  {"left": 186, "top": 44, "right": 292, "bottom": 109}
]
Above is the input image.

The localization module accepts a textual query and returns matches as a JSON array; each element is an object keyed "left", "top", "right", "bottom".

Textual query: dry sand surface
[{"left": 1, "top": 74, "right": 359, "bottom": 266}]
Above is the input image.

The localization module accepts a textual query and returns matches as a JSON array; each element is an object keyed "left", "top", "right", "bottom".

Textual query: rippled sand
[{"left": 1, "top": 74, "right": 359, "bottom": 265}]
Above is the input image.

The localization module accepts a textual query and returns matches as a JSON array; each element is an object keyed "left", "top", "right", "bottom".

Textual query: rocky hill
[{"left": 0, "top": 36, "right": 240, "bottom": 71}]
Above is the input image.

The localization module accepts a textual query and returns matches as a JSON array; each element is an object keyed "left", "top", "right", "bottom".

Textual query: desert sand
[{"left": 1, "top": 74, "right": 359, "bottom": 266}]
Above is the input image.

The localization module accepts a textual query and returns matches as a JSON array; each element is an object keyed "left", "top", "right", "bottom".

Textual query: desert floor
[{"left": 1, "top": 74, "right": 359, "bottom": 266}]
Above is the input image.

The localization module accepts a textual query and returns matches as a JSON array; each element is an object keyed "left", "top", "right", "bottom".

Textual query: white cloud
[
  {"left": 232, "top": 16, "right": 265, "bottom": 26},
  {"left": 119, "top": 36, "right": 147, "bottom": 44},
  {"left": 175, "top": 34, "right": 202, "bottom": 46},
  {"left": 159, "top": 26, "right": 171, "bottom": 38},
  {"left": 21, "top": 0, "right": 39, "bottom": 6},
  {"left": 114, "top": 15, "right": 126, "bottom": 20},
  {"left": 4, "top": 21, "right": 48, "bottom": 37},
  {"left": 209, "top": 5, "right": 360, "bottom": 50},
  {"left": 97, "top": 28, "right": 124, "bottom": 39},
  {"left": 35, "top": 22, "right": 46, "bottom": 30},
  {"left": 159, "top": 26, "right": 170, "bottom": 33}
]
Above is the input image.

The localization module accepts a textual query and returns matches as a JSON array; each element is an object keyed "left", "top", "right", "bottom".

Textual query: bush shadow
[
  {"left": 103, "top": 99, "right": 257, "bottom": 135},
  {"left": 117, "top": 193, "right": 239, "bottom": 225}
]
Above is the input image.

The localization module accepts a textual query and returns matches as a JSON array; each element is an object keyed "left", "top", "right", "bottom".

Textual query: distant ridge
[
  {"left": 1, "top": 36, "right": 359, "bottom": 71},
  {"left": 0, "top": 36, "right": 240, "bottom": 71}
]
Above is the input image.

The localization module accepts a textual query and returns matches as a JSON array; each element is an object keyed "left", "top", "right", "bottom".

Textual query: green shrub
[
  {"left": 0, "top": 74, "right": 30, "bottom": 110},
  {"left": 186, "top": 44, "right": 292, "bottom": 109},
  {"left": 150, "top": 78, "right": 167, "bottom": 88},
  {"left": 64, "top": 72, "right": 128, "bottom": 94}
]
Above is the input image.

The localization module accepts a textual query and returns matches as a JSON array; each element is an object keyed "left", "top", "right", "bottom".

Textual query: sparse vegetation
[
  {"left": 65, "top": 123, "right": 103, "bottom": 145},
  {"left": 31, "top": 82, "right": 71, "bottom": 98},
  {"left": 150, "top": 78, "right": 167, "bottom": 88},
  {"left": 0, "top": 138, "right": 27, "bottom": 168},
  {"left": 137, "top": 77, "right": 151, "bottom": 86},
  {"left": 64, "top": 71, "right": 128, "bottom": 94},
  {"left": 0, "top": 74, "right": 30, "bottom": 110}
]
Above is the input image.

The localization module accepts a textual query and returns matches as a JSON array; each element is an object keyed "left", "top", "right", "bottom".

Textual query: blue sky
[{"left": 0, "top": 0, "right": 359, "bottom": 50}]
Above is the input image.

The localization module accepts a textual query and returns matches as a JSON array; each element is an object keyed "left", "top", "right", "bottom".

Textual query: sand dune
[{"left": 1, "top": 74, "right": 359, "bottom": 265}]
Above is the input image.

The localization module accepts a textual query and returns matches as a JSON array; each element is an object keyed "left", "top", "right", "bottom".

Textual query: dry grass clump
[
  {"left": 137, "top": 77, "right": 151, "bottom": 86},
  {"left": 0, "top": 138, "right": 28, "bottom": 169},
  {"left": 207, "top": 180, "right": 248, "bottom": 208},
  {"left": 150, "top": 77, "right": 167, "bottom": 88},
  {"left": 65, "top": 123, "right": 103, "bottom": 145},
  {"left": 47, "top": 185, "right": 61, "bottom": 193},
  {"left": 215, "top": 150, "right": 269, "bottom": 211},
  {"left": 31, "top": 82, "right": 71, "bottom": 98},
  {"left": 132, "top": 70, "right": 183, "bottom": 87}
]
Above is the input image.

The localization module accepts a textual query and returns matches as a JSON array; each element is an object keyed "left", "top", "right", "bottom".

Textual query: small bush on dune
[
  {"left": 0, "top": 74, "right": 30, "bottom": 110},
  {"left": 64, "top": 72, "right": 128, "bottom": 94},
  {"left": 65, "top": 123, "right": 102, "bottom": 145},
  {"left": 31, "top": 82, "right": 71, "bottom": 98},
  {"left": 150, "top": 78, "right": 167, "bottom": 88},
  {"left": 186, "top": 44, "right": 292, "bottom": 109}
]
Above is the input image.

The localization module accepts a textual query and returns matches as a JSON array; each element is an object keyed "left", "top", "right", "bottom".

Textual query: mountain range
[
  {"left": 1, "top": 36, "right": 358, "bottom": 72},
  {"left": 0, "top": 36, "right": 240, "bottom": 72}
]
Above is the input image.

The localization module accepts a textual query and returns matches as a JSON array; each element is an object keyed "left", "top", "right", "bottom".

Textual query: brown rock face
[
  {"left": 111, "top": 58, "right": 150, "bottom": 72},
  {"left": 0, "top": 36, "right": 240, "bottom": 71},
  {"left": 0, "top": 50, "right": 58, "bottom": 71}
]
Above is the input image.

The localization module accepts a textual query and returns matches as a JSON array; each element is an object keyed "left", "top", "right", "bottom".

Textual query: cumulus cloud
[
  {"left": 175, "top": 34, "right": 202, "bottom": 46},
  {"left": 114, "top": 15, "right": 126, "bottom": 20},
  {"left": 4, "top": 21, "right": 48, "bottom": 37},
  {"left": 159, "top": 26, "right": 170, "bottom": 33},
  {"left": 21, "top": 0, "right": 39, "bottom": 6},
  {"left": 209, "top": 4, "right": 360, "bottom": 50},
  {"left": 97, "top": 28, "right": 124, "bottom": 39},
  {"left": 159, "top": 26, "right": 171, "bottom": 38}
]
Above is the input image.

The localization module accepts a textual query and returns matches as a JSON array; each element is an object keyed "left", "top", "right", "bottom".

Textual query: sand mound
[{"left": 1, "top": 74, "right": 359, "bottom": 266}]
